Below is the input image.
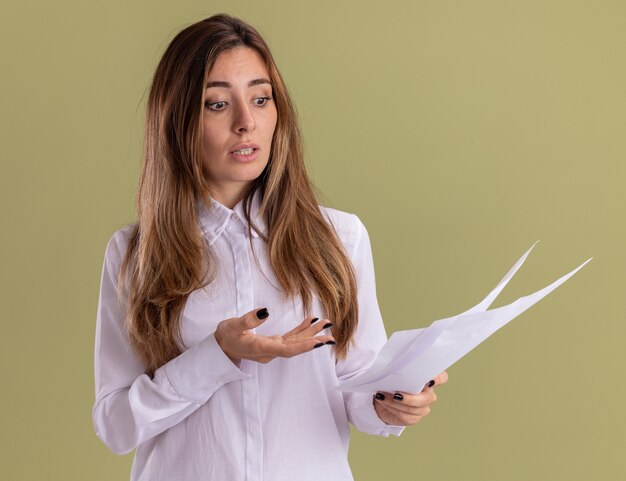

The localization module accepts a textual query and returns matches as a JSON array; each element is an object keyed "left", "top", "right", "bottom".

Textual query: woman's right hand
[{"left": 214, "top": 307, "right": 335, "bottom": 365}]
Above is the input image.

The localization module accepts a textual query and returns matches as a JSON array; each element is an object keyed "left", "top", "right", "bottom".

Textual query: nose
[{"left": 232, "top": 102, "right": 255, "bottom": 134}]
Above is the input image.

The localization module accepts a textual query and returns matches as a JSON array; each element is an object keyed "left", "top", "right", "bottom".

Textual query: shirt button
[{"left": 231, "top": 213, "right": 239, "bottom": 222}]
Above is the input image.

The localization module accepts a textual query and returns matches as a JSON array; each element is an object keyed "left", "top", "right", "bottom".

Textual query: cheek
[
  {"left": 266, "top": 112, "right": 278, "bottom": 138},
  {"left": 202, "top": 125, "right": 215, "bottom": 149},
  {"left": 202, "top": 125, "right": 224, "bottom": 158}
]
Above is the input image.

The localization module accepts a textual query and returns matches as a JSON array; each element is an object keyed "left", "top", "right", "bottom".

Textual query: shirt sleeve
[
  {"left": 92, "top": 229, "right": 250, "bottom": 455},
  {"left": 335, "top": 215, "right": 405, "bottom": 437}
]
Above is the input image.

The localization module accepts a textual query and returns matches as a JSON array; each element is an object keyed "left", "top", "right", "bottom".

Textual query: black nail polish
[
  {"left": 323, "top": 322, "right": 333, "bottom": 329},
  {"left": 314, "top": 342, "right": 324, "bottom": 348},
  {"left": 393, "top": 392, "right": 404, "bottom": 401},
  {"left": 256, "top": 308, "right": 269, "bottom": 319},
  {"left": 310, "top": 317, "right": 319, "bottom": 324},
  {"left": 428, "top": 380, "right": 435, "bottom": 388},
  {"left": 374, "top": 392, "right": 385, "bottom": 401},
  {"left": 325, "top": 340, "right": 336, "bottom": 345}
]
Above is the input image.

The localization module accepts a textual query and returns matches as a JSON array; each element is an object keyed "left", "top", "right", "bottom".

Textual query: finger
[
  {"left": 378, "top": 399, "right": 431, "bottom": 420},
  {"left": 405, "top": 389, "right": 437, "bottom": 405},
  {"left": 246, "top": 328, "right": 335, "bottom": 360},
  {"left": 286, "top": 318, "right": 333, "bottom": 339},
  {"left": 375, "top": 390, "right": 436, "bottom": 410},
  {"left": 375, "top": 391, "right": 434, "bottom": 416},
  {"left": 284, "top": 334, "right": 335, "bottom": 348},
  {"left": 268, "top": 335, "right": 335, "bottom": 358},
  {"left": 285, "top": 334, "right": 336, "bottom": 355},
  {"left": 231, "top": 307, "right": 270, "bottom": 332},
  {"left": 433, "top": 371, "right": 449, "bottom": 386},
  {"left": 375, "top": 400, "right": 424, "bottom": 426},
  {"left": 374, "top": 400, "right": 405, "bottom": 425},
  {"left": 282, "top": 316, "right": 320, "bottom": 337},
  {"left": 422, "top": 371, "right": 449, "bottom": 391}
]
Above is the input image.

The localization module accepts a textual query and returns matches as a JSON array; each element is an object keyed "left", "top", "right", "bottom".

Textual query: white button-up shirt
[{"left": 92, "top": 194, "right": 404, "bottom": 481}]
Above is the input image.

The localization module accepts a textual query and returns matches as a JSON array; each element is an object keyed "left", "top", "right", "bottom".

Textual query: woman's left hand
[{"left": 373, "top": 371, "right": 449, "bottom": 426}]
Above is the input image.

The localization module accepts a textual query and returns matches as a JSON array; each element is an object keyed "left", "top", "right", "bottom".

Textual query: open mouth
[{"left": 231, "top": 147, "right": 257, "bottom": 155}]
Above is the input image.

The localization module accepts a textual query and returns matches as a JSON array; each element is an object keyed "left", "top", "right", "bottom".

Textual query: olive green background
[{"left": 1, "top": 0, "right": 624, "bottom": 480}]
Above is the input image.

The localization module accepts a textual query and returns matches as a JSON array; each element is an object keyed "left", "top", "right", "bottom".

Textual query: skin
[
  {"left": 201, "top": 47, "right": 278, "bottom": 208},
  {"left": 373, "top": 371, "right": 449, "bottom": 426},
  {"left": 205, "top": 48, "right": 335, "bottom": 361},
  {"left": 215, "top": 309, "right": 336, "bottom": 366},
  {"left": 204, "top": 47, "right": 446, "bottom": 427}
]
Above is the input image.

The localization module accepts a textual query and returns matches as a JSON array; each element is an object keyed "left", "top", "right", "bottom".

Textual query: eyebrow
[{"left": 205, "top": 78, "right": 272, "bottom": 89}]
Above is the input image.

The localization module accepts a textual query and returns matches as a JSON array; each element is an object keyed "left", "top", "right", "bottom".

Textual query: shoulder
[
  {"left": 102, "top": 224, "right": 136, "bottom": 272},
  {"left": 319, "top": 206, "right": 367, "bottom": 259}
]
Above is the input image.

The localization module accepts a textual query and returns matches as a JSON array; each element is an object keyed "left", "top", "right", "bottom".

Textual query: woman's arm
[
  {"left": 92, "top": 230, "right": 250, "bottom": 455},
  {"left": 334, "top": 214, "right": 405, "bottom": 437}
]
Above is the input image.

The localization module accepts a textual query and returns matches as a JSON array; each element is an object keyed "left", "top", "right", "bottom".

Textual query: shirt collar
[{"left": 196, "top": 190, "right": 267, "bottom": 245}]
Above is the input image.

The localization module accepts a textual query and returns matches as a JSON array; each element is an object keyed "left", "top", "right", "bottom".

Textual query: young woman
[{"left": 92, "top": 13, "right": 448, "bottom": 481}]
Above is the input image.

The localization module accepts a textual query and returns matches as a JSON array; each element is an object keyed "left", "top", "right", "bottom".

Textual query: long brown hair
[{"left": 118, "top": 13, "right": 358, "bottom": 376}]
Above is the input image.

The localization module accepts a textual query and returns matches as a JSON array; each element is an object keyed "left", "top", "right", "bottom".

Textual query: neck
[{"left": 208, "top": 183, "right": 248, "bottom": 209}]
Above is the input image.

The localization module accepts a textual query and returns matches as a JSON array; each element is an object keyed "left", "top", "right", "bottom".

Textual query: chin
[{"left": 232, "top": 162, "right": 268, "bottom": 181}]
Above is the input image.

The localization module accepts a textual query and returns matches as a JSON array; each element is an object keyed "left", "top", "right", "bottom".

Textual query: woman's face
[{"left": 201, "top": 47, "right": 278, "bottom": 205}]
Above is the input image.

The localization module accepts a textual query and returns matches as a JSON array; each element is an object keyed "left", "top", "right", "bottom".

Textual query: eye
[
  {"left": 253, "top": 96, "right": 272, "bottom": 107},
  {"left": 204, "top": 100, "right": 227, "bottom": 111}
]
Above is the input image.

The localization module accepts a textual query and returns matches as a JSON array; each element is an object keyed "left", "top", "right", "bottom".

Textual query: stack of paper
[{"left": 336, "top": 242, "right": 591, "bottom": 394}]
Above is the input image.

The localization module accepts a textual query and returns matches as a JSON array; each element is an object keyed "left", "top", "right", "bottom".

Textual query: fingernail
[
  {"left": 323, "top": 322, "right": 333, "bottom": 329},
  {"left": 393, "top": 392, "right": 404, "bottom": 401},
  {"left": 374, "top": 392, "right": 385, "bottom": 401},
  {"left": 314, "top": 342, "right": 324, "bottom": 348},
  {"left": 310, "top": 317, "right": 319, "bottom": 324},
  {"left": 428, "top": 380, "right": 435, "bottom": 388},
  {"left": 325, "top": 340, "right": 336, "bottom": 345},
  {"left": 256, "top": 308, "right": 269, "bottom": 319}
]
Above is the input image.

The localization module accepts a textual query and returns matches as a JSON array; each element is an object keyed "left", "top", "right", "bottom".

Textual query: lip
[{"left": 229, "top": 142, "right": 260, "bottom": 162}]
